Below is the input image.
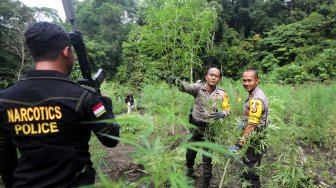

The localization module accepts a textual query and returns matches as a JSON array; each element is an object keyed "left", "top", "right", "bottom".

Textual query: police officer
[
  {"left": 0, "top": 22, "right": 119, "bottom": 187},
  {"left": 229, "top": 69, "right": 268, "bottom": 188},
  {"left": 168, "top": 67, "right": 231, "bottom": 188}
]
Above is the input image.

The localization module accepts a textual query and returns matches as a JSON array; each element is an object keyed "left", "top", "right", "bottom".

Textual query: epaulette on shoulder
[
  {"left": 80, "top": 85, "right": 97, "bottom": 94},
  {"left": 217, "top": 87, "right": 225, "bottom": 92}
]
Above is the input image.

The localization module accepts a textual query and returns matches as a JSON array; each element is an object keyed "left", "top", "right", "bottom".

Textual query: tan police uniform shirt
[
  {"left": 243, "top": 86, "right": 268, "bottom": 127},
  {"left": 180, "top": 82, "right": 231, "bottom": 124}
]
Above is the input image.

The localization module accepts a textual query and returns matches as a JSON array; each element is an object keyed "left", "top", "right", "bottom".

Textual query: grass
[{"left": 89, "top": 80, "right": 336, "bottom": 187}]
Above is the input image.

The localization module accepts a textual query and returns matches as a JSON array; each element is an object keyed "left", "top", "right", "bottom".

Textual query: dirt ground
[
  {"left": 2, "top": 144, "right": 333, "bottom": 187},
  {"left": 1, "top": 128, "right": 334, "bottom": 187},
  {"left": 98, "top": 144, "right": 145, "bottom": 184},
  {"left": 99, "top": 142, "right": 336, "bottom": 188},
  {"left": 99, "top": 143, "right": 241, "bottom": 188}
]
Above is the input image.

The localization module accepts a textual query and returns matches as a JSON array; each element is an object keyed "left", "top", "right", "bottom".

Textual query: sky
[{"left": 18, "top": 0, "right": 66, "bottom": 21}]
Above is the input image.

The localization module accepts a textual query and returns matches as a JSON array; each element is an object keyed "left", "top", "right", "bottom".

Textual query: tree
[
  {"left": 0, "top": 0, "right": 34, "bottom": 83},
  {"left": 119, "top": 0, "right": 217, "bottom": 85},
  {"left": 32, "top": 7, "right": 62, "bottom": 23},
  {"left": 74, "top": 0, "right": 136, "bottom": 79}
]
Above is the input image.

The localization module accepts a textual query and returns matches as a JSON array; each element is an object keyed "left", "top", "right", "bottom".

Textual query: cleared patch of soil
[
  {"left": 98, "top": 144, "right": 146, "bottom": 184},
  {"left": 100, "top": 142, "right": 336, "bottom": 187}
]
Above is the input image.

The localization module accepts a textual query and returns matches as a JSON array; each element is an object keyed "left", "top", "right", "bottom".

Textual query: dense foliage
[
  {"left": 117, "top": 0, "right": 217, "bottom": 86},
  {"left": 1, "top": 0, "right": 335, "bottom": 86},
  {"left": 89, "top": 81, "right": 336, "bottom": 187},
  {"left": 0, "top": 0, "right": 32, "bottom": 86},
  {"left": 1, "top": 0, "right": 335, "bottom": 187}
]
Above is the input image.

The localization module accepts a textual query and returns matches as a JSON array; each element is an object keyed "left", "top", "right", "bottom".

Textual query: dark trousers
[
  {"left": 243, "top": 147, "right": 262, "bottom": 188},
  {"left": 242, "top": 128, "right": 266, "bottom": 188},
  {"left": 66, "top": 164, "right": 96, "bottom": 187},
  {"left": 186, "top": 117, "right": 212, "bottom": 179}
]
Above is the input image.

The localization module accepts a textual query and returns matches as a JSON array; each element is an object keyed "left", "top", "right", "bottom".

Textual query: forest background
[
  {"left": 1, "top": 0, "right": 335, "bottom": 86},
  {"left": 0, "top": 0, "right": 335, "bottom": 187}
]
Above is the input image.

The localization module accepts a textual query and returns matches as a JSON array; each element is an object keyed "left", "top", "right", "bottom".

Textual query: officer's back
[{"left": 0, "top": 22, "right": 119, "bottom": 188}]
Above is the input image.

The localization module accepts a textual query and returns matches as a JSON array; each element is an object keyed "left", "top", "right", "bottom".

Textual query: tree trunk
[
  {"left": 190, "top": 63, "right": 193, "bottom": 83},
  {"left": 17, "top": 37, "right": 25, "bottom": 80}
]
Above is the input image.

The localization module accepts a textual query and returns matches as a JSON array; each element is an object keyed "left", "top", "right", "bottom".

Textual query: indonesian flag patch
[{"left": 92, "top": 103, "right": 106, "bottom": 117}]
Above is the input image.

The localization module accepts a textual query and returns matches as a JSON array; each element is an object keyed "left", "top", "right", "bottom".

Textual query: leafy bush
[
  {"left": 304, "top": 48, "right": 336, "bottom": 82},
  {"left": 270, "top": 64, "right": 309, "bottom": 84},
  {"left": 89, "top": 81, "right": 336, "bottom": 187}
]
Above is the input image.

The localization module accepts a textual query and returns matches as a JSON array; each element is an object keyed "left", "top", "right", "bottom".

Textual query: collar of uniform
[
  {"left": 23, "top": 70, "right": 69, "bottom": 80},
  {"left": 249, "top": 86, "right": 260, "bottom": 98},
  {"left": 201, "top": 83, "right": 220, "bottom": 93}
]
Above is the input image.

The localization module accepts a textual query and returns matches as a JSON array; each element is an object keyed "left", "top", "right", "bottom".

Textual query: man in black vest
[
  {"left": 0, "top": 22, "right": 119, "bottom": 188},
  {"left": 125, "top": 90, "right": 134, "bottom": 113}
]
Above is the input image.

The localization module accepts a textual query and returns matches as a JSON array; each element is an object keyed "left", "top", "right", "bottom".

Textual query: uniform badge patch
[
  {"left": 252, "top": 101, "right": 259, "bottom": 113},
  {"left": 248, "top": 99, "right": 263, "bottom": 124},
  {"left": 221, "top": 93, "right": 231, "bottom": 111},
  {"left": 92, "top": 103, "right": 106, "bottom": 117}
]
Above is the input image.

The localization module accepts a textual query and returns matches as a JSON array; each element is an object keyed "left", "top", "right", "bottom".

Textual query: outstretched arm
[{"left": 167, "top": 75, "right": 201, "bottom": 97}]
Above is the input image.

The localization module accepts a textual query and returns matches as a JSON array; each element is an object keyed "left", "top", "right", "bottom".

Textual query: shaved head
[
  {"left": 243, "top": 69, "right": 259, "bottom": 93},
  {"left": 244, "top": 69, "right": 258, "bottom": 79},
  {"left": 206, "top": 67, "right": 222, "bottom": 78}
]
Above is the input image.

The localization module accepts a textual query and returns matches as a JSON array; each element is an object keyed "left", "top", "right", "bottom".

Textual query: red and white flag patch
[{"left": 92, "top": 103, "right": 106, "bottom": 117}]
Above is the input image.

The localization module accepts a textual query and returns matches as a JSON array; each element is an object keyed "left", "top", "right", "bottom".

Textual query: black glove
[
  {"left": 229, "top": 143, "right": 242, "bottom": 152},
  {"left": 209, "top": 112, "right": 226, "bottom": 119},
  {"left": 167, "top": 75, "right": 179, "bottom": 84},
  {"left": 228, "top": 145, "right": 240, "bottom": 152},
  {"left": 237, "top": 120, "right": 246, "bottom": 130}
]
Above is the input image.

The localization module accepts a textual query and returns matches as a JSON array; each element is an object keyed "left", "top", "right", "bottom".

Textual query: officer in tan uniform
[
  {"left": 168, "top": 67, "right": 231, "bottom": 188},
  {"left": 229, "top": 69, "right": 268, "bottom": 188}
]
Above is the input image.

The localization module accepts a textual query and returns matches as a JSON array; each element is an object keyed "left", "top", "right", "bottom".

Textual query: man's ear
[{"left": 62, "top": 46, "right": 71, "bottom": 59}]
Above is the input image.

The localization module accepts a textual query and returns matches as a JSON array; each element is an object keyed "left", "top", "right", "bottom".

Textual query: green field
[
  {"left": 2, "top": 0, "right": 336, "bottom": 187},
  {"left": 89, "top": 80, "right": 336, "bottom": 187}
]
